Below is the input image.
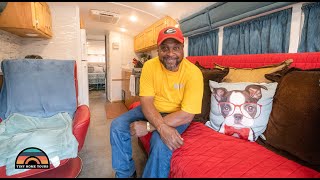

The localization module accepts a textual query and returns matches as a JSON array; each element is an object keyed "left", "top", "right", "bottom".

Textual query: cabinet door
[
  {"left": 0, "top": 2, "right": 51, "bottom": 38},
  {"left": 133, "top": 16, "right": 178, "bottom": 53},
  {"left": 154, "top": 18, "right": 167, "bottom": 44},
  {"left": 0, "top": 2, "right": 34, "bottom": 29},
  {"left": 44, "top": 3, "right": 52, "bottom": 36},
  {"left": 34, "top": 2, "right": 46, "bottom": 34},
  {"left": 134, "top": 36, "right": 139, "bottom": 52},
  {"left": 136, "top": 33, "right": 145, "bottom": 51},
  {"left": 122, "top": 70, "right": 133, "bottom": 109},
  {"left": 144, "top": 26, "right": 154, "bottom": 48},
  {"left": 165, "top": 16, "right": 178, "bottom": 27}
]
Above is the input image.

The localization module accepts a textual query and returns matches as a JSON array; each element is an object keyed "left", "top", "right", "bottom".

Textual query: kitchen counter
[{"left": 121, "top": 68, "right": 139, "bottom": 109}]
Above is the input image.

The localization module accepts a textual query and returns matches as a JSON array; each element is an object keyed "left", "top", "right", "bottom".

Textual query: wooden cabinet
[
  {"left": 80, "top": 17, "right": 85, "bottom": 29},
  {"left": 134, "top": 16, "right": 178, "bottom": 53},
  {"left": 154, "top": 16, "right": 177, "bottom": 40},
  {"left": 134, "top": 33, "right": 145, "bottom": 52},
  {"left": 144, "top": 26, "right": 154, "bottom": 48},
  {"left": 122, "top": 69, "right": 140, "bottom": 109},
  {"left": 42, "top": 3, "right": 52, "bottom": 36},
  {"left": 0, "top": 2, "right": 52, "bottom": 38},
  {"left": 153, "top": 19, "right": 167, "bottom": 43}
]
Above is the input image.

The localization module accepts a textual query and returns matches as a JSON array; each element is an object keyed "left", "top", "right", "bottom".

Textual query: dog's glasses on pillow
[{"left": 218, "top": 102, "right": 262, "bottom": 119}]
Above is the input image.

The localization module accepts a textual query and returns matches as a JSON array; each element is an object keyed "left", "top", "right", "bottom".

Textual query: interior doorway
[{"left": 86, "top": 37, "right": 106, "bottom": 92}]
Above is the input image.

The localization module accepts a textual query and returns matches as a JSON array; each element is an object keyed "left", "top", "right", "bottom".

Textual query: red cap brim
[{"left": 158, "top": 36, "right": 184, "bottom": 46}]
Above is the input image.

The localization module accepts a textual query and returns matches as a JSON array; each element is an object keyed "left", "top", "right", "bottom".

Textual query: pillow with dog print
[{"left": 205, "top": 81, "right": 278, "bottom": 142}]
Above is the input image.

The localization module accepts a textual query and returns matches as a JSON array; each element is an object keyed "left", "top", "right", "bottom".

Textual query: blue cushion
[
  {"left": 206, "top": 81, "right": 278, "bottom": 141},
  {"left": 0, "top": 59, "right": 77, "bottom": 119}
]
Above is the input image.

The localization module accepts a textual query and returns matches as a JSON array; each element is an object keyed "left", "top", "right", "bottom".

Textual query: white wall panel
[
  {"left": 0, "top": 30, "right": 22, "bottom": 72},
  {"left": 108, "top": 31, "right": 137, "bottom": 102}
]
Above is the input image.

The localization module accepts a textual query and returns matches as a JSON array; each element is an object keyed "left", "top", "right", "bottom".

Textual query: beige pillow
[{"left": 214, "top": 59, "right": 293, "bottom": 83}]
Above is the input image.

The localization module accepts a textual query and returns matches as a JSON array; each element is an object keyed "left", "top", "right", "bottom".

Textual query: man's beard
[{"left": 160, "top": 56, "right": 182, "bottom": 71}]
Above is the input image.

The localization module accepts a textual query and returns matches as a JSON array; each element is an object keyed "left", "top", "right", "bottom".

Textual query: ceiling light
[
  {"left": 120, "top": 27, "right": 127, "bottom": 32},
  {"left": 152, "top": 2, "right": 165, "bottom": 6},
  {"left": 129, "top": 16, "right": 137, "bottom": 22}
]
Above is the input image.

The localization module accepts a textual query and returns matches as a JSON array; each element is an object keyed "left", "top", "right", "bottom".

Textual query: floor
[{"left": 77, "top": 90, "right": 147, "bottom": 178}]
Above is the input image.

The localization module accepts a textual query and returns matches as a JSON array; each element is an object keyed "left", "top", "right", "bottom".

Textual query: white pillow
[
  {"left": 94, "top": 66, "right": 104, "bottom": 73},
  {"left": 205, "top": 81, "right": 278, "bottom": 142}
]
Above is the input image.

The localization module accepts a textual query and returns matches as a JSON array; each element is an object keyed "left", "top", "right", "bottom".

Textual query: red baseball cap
[{"left": 157, "top": 26, "right": 184, "bottom": 45}]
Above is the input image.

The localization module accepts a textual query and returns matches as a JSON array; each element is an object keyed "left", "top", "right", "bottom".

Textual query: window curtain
[
  {"left": 188, "top": 29, "right": 219, "bottom": 56},
  {"left": 298, "top": 2, "right": 320, "bottom": 52},
  {"left": 222, "top": 8, "right": 292, "bottom": 55}
]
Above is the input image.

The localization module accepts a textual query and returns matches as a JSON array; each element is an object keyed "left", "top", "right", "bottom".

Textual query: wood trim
[
  {"left": 112, "top": 79, "right": 126, "bottom": 81},
  {"left": 111, "top": 100, "right": 124, "bottom": 103},
  {"left": 80, "top": 16, "right": 84, "bottom": 29}
]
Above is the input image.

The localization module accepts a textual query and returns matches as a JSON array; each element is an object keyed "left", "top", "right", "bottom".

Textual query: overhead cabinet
[
  {"left": 134, "top": 33, "right": 145, "bottom": 52},
  {"left": 0, "top": 2, "right": 52, "bottom": 38},
  {"left": 134, "top": 16, "right": 177, "bottom": 53},
  {"left": 144, "top": 26, "right": 154, "bottom": 48}
]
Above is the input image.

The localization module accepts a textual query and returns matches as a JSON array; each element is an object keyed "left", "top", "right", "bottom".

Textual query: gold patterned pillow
[{"left": 214, "top": 59, "right": 293, "bottom": 83}]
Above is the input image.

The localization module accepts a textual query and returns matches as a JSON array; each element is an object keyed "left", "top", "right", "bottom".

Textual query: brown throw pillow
[
  {"left": 194, "top": 61, "right": 229, "bottom": 123},
  {"left": 215, "top": 59, "right": 293, "bottom": 83},
  {"left": 194, "top": 61, "right": 211, "bottom": 70},
  {"left": 265, "top": 67, "right": 301, "bottom": 82},
  {"left": 263, "top": 69, "right": 320, "bottom": 166}
]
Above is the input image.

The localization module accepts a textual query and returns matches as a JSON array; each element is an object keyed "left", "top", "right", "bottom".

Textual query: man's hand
[
  {"left": 130, "top": 121, "right": 149, "bottom": 137},
  {"left": 157, "top": 124, "right": 184, "bottom": 151},
  {"left": 140, "top": 96, "right": 189, "bottom": 151}
]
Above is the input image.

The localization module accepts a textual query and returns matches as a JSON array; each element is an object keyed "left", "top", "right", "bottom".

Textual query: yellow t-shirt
[{"left": 139, "top": 57, "right": 204, "bottom": 114}]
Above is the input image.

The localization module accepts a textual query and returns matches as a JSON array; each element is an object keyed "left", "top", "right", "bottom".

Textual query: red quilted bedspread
[{"left": 169, "top": 122, "right": 320, "bottom": 178}]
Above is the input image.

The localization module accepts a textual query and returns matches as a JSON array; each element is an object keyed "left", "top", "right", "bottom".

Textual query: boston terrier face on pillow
[{"left": 212, "top": 85, "right": 267, "bottom": 140}]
